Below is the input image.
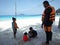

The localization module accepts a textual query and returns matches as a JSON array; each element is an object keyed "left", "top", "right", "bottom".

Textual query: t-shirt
[
  {"left": 29, "top": 30, "right": 37, "bottom": 38},
  {"left": 12, "top": 22, "right": 15, "bottom": 30}
]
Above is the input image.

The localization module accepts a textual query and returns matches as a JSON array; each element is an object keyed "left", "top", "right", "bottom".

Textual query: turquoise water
[
  {"left": 0, "top": 15, "right": 41, "bottom": 21},
  {"left": 0, "top": 14, "right": 60, "bottom": 21}
]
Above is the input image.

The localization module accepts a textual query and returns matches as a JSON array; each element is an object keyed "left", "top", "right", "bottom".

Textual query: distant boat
[{"left": 19, "top": 14, "right": 24, "bottom": 15}]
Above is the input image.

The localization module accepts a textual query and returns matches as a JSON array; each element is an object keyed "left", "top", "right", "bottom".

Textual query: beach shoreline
[{"left": 0, "top": 16, "right": 59, "bottom": 31}]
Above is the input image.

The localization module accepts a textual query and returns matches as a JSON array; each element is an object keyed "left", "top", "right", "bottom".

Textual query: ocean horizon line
[{"left": 0, "top": 14, "right": 42, "bottom": 16}]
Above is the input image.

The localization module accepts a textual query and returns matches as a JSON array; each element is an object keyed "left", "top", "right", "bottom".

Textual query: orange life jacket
[{"left": 42, "top": 6, "right": 55, "bottom": 22}]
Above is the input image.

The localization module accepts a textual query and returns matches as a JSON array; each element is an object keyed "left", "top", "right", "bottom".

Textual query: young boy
[
  {"left": 23, "top": 32, "right": 28, "bottom": 42},
  {"left": 28, "top": 27, "right": 37, "bottom": 38},
  {"left": 12, "top": 17, "right": 19, "bottom": 38}
]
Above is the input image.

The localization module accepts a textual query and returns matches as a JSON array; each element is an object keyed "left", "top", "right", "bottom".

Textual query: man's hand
[{"left": 41, "top": 24, "right": 43, "bottom": 28}]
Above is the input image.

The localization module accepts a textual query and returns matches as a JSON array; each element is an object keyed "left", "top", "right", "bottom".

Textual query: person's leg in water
[
  {"left": 45, "top": 26, "right": 52, "bottom": 45},
  {"left": 47, "top": 26, "right": 52, "bottom": 41},
  {"left": 14, "top": 29, "right": 17, "bottom": 38},
  {"left": 45, "top": 31, "right": 50, "bottom": 45},
  {"left": 50, "top": 31, "right": 52, "bottom": 41},
  {"left": 44, "top": 26, "right": 50, "bottom": 45}
]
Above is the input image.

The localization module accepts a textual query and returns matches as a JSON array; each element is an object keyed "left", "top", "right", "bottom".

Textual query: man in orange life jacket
[{"left": 42, "top": 1, "right": 55, "bottom": 45}]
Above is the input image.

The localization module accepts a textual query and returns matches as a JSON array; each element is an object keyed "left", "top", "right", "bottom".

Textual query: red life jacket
[{"left": 23, "top": 35, "right": 28, "bottom": 42}]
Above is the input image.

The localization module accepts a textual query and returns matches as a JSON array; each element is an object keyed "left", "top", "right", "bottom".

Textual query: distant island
[
  {"left": 56, "top": 8, "right": 60, "bottom": 15},
  {"left": 19, "top": 14, "right": 25, "bottom": 15},
  {"left": 18, "top": 13, "right": 41, "bottom": 16}
]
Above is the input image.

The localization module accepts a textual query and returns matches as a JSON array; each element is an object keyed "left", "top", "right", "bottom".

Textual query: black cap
[
  {"left": 29, "top": 27, "right": 33, "bottom": 30},
  {"left": 24, "top": 32, "right": 27, "bottom": 35},
  {"left": 12, "top": 17, "right": 16, "bottom": 20},
  {"left": 43, "top": 1, "right": 49, "bottom": 5}
]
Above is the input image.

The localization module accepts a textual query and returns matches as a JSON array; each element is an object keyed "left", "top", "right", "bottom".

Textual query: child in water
[
  {"left": 12, "top": 17, "right": 19, "bottom": 38},
  {"left": 23, "top": 32, "right": 29, "bottom": 42}
]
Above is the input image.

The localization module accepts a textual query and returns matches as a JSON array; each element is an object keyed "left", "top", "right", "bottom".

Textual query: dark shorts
[
  {"left": 44, "top": 21, "right": 53, "bottom": 26},
  {"left": 13, "top": 29, "right": 17, "bottom": 34}
]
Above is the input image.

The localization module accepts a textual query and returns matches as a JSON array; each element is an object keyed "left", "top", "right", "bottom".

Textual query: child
[
  {"left": 23, "top": 32, "right": 28, "bottom": 42},
  {"left": 12, "top": 17, "right": 19, "bottom": 38},
  {"left": 28, "top": 27, "right": 37, "bottom": 38}
]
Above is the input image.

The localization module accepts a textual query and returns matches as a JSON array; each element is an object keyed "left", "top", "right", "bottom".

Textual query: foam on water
[{"left": 0, "top": 15, "right": 60, "bottom": 32}]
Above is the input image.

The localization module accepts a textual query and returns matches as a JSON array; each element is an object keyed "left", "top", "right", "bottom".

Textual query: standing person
[
  {"left": 42, "top": 1, "right": 55, "bottom": 45},
  {"left": 28, "top": 27, "right": 37, "bottom": 38},
  {"left": 58, "top": 18, "right": 60, "bottom": 28},
  {"left": 12, "top": 17, "right": 19, "bottom": 38}
]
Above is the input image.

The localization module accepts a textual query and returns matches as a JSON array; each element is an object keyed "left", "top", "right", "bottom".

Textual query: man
[
  {"left": 42, "top": 1, "right": 55, "bottom": 45},
  {"left": 28, "top": 27, "right": 37, "bottom": 38}
]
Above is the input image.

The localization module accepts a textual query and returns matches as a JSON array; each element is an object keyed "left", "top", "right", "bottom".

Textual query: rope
[{"left": 15, "top": 0, "right": 17, "bottom": 18}]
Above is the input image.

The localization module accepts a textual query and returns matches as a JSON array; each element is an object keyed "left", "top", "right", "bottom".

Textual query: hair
[
  {"left": 43, "top": 1, "right": 49, "bottom": 5},
  {"left": 29, "top": 27, "right": 33, "bottom": 30},
  {"left": 12, "top": 17, "right": 16, "bottom": 21},
  {"left": 24, "top": 32, "right": 27, "bottom": 35}
]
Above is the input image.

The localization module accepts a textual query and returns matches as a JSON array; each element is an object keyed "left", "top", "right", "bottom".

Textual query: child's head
[
  {"left": 29, "top": 27, "right": 33, "bottom": 31},
  {"left": 24, "top": 32, "right": 27, "bottom": 35},
  {"left": 23, "top": 32, "right": 28, "bottom": 42},
  {"left": 12, "top": 17, "right": 16, "bottom": 22}
]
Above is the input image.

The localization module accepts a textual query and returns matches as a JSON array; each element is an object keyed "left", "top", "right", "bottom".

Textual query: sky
[{"left": 0, "top": 0, "right": 60, "bottom": 15}]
